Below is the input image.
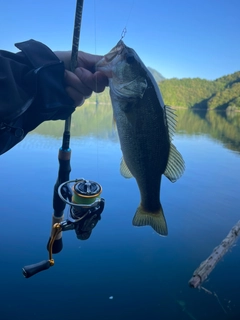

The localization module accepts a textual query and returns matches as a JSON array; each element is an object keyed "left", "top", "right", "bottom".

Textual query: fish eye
[{"left": 126, "top": 54, "right": 135, "bottom": 64}]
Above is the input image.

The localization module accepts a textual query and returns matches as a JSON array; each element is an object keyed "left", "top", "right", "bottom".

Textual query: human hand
[{"left": 54, "top": 51, "right": 109, "bottom": 106}]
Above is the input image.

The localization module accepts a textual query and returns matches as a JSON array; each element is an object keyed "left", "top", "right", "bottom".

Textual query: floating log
[{"left": 189, "top": 220, "right": 240, "bottom": 288}]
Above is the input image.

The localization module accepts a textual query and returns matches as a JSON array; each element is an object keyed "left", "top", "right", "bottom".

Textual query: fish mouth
[
  {"left": 96, "top": 40, "right": 125, "bottom": 74},
  {"left": 104, "top": 40, "right": 125, "bottom": 62}
]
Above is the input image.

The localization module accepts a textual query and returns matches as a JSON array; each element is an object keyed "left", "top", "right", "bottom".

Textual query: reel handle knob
[{"left": 22, "top": 260, "right": 52, "bottom": 278}]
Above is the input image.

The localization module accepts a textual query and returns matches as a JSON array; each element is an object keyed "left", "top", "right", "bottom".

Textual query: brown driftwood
[{"left": 189, "top": 220, "right": 240, "bottom": 288}]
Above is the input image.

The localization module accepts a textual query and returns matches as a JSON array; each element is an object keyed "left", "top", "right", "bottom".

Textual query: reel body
[{"left": 58, "top": 179, "right": 105, "bottom": 240}]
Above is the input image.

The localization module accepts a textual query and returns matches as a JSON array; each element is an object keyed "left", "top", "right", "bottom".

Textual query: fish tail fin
[{"left": 132, "top": 204, "right": 168, "bottom": 236}]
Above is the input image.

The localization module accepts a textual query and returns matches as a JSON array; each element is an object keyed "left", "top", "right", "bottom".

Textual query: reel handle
[{"left": 22, "top": 260, "right": 52, "bottom": 278}]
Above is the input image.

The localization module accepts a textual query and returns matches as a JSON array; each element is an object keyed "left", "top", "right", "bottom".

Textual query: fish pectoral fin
[
  {"left": 120, "top": 157, "right": 133, "bottom": 178},
  {"left": 132, "top": 204, "right": 168, "bottom": 236},
  {"left": 164, "top": 143, "right": 185, "bottom": 182},
  {"left": 111, "top": 116, "right": 118, "bottom": 133},
  {"left": 117, "top": 77, "right": 147, "bottom": 99}
]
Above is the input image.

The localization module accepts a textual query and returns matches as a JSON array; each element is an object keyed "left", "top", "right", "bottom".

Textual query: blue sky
[{"left": 1, "top": 0, "right": 239, "bottom": 79}]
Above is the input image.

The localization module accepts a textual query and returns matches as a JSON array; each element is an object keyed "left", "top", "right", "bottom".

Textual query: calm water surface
[{"left": 0, "top": 107, "right": 240, "bottom": 320}]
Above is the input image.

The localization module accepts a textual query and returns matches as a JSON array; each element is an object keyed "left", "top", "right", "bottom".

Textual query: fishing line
[
  {"left": 120, "top": 0, "right": 135, "bottom": 40},
  {"left": 93, "top": 0, "right": 97, "bottom": 58},
  {"left": 120, "top": 27, "right": 127, "bottom": 40},
  {"left": 91, "top": 0, "right": 135, "bottom": 179},
  {"left": 93, "top": 0, "right": 99, "bottom": 180},
  {"left": 93, "top": 0, "right": 98, "bottom": 96}
]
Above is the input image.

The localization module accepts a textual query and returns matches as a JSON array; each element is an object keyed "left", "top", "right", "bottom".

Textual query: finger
[
  {"left": 75, "top": 68, "right": 108, "bottom": 93},
  {"left": 77, "top": 52, "right": 103, "bottom": 71},
  {"left": 92, "top": 72, "right": 109, "bottom": 93},
  {"left": 65, "top": 86, "right": 85, "bottom": 107},
  {"left": 65, "top": 70, "right": 92, "bottom": 97}
]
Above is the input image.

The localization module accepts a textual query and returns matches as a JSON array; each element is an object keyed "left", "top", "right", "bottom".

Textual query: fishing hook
[{"left": 120, "top": 27, "right": 127, "bottom": 40}]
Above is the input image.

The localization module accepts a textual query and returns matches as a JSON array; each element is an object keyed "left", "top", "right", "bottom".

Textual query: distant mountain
[
  {"left": 147, "top": 67, "right": 165, "bottom": 82},
  {"left": 159, "top": 71, "right": 240, "bottom": 110}
]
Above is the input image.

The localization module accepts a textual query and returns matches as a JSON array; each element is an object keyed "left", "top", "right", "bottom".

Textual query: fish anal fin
[
  {"left": 120, "top": 157, "right": 133, "bottom": 178},
  {"left": 132, "top": 204, "right": 168, "bottom": 236}
]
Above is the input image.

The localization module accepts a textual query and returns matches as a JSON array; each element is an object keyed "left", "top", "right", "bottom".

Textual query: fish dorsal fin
[
  {"left": 120, "top": 157, "right": 133, "bottom": 178},
  {"left": 165, "top": 105, "right": 177, "bottom": 141},
  {"left": 163, "top": 105, "right": 185, "bottom": 182},
  {"left": 164, "top": 143, "right": 185, "bottom": 182}
]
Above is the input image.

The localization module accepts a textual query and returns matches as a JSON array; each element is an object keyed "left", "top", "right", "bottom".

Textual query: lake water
[{"left": 0, "top": 106, "right": 240, "bottom": 320}]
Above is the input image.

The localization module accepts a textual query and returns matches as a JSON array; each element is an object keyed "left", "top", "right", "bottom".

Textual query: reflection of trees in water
[
  {"left": 33, "top": 103, "right": 240, "bottom": 154},
  {"left": 176, "top": 108, "right": 240, "bottom": 153},
  {"left": 33, "top": 103, "right": 115, "bottom": 140}
]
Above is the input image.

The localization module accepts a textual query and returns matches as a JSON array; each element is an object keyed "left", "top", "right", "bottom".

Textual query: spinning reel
[{"left": 22, "top": 178, "right": 104, "bottom": 278}]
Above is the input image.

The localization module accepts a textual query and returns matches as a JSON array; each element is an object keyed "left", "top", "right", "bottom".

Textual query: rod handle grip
[{"left": 22, "top": 260, "right": 52, "bottom": 278}]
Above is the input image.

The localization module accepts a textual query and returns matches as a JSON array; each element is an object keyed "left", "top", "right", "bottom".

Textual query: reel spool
[{"left": 59, "top": 178, "right": 102, "bottom": 208}]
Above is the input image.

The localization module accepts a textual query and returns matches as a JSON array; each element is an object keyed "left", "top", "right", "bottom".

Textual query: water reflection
[
  {"left": 177, "top": 108, "right": 240, "bottom": 153},
  {"left": 33, "top": 103, "right": 240, "bottom": 154},
  {"left": 34, "top": 103, "right": 115, "bottom": 140}
]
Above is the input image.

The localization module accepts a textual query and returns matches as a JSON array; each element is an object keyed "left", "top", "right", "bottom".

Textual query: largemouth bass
[{"left": 96, "top": 40, "right": 185, "bottom": 236}]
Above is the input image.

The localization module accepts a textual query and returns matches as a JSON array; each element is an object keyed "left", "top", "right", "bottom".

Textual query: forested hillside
[{"left": 159, "top": 71, "right": 240, "bottom": 110}]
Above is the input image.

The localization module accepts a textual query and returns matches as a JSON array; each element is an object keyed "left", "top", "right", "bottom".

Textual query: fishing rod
[
  {"left": 48, "top": 0, "right": 85, "bottom": 257},
  {"left": 22, "top": 0, "right": 105, "bottom": 278}
]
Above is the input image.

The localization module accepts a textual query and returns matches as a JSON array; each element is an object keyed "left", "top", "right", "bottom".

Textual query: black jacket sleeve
[{"left": 0, "top": 39, "right": 75, "bottom": 155}]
